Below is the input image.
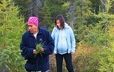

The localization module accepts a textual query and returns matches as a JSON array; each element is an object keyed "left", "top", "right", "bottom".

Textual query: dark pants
[{"left": 55, "top": 53, "right": 74, "bottom": 72}]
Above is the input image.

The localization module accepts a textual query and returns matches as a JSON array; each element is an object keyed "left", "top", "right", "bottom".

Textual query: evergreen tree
[
  {"left": 74, "top": 0, "right": 114, "bottom": 72},
  {"left": 13, "top": 0, "right": 32, "bottom": 21},
  {"left": 46, "top": 0, "right": 69, "bottom": 21},
  {"left": 109, "top": 0, "right": 114, "bottom": 14},
  {"left": 0, "top": 0, "right": 26, "bottom": 71},
  {"left": 74, "top": 0, "right": 92, "bottom": 42},
  {"left": 39, "top": 0, "right": 53, "bottom": 31}
]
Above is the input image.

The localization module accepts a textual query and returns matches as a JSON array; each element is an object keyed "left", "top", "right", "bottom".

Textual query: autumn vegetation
[{"left": 0, "top": 0, "right": 114, "bottom": 72}]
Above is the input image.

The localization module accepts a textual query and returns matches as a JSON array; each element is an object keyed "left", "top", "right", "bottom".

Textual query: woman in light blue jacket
[{"left": 51, "top": 14, "right": 76, "bottom": 72}]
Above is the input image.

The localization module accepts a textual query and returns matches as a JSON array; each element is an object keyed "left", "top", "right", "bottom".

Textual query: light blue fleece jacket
[{"left": 51, "top": 23, "right": 76, "bottom": 54}]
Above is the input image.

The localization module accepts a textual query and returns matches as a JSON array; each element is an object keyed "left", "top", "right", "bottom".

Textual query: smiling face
[{"left": 28, "top": 23, "right": 38, "bottom": 34}]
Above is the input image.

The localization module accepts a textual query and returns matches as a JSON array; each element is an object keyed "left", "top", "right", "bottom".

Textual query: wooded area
[{"left": 0, "top": 0, "right": 114, "bottom": 72}]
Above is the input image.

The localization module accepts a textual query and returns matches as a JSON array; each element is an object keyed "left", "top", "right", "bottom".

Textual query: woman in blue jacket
[
  {"left": 20, "top": 16, "right": 54, "bottom": 72},
  {"left": 51, "top": 14, "right": 76, "bottom": 72}
]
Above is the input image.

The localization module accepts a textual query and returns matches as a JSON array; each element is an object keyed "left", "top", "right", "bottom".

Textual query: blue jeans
[{"left": 55, "top": 53, "right": 74, "bottom": 72}]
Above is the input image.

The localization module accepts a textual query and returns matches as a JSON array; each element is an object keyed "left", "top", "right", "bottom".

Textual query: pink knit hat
[{"left": 27, "top": 16, "right": 39, "bottom": 26}]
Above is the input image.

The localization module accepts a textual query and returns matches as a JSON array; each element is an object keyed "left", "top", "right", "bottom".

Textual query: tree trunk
[
  {"left": 67, "top": 1, "right": 76, "bottom": 30},
  {"left": 30, "top": 0, "right": 43, "bottom": 17}
]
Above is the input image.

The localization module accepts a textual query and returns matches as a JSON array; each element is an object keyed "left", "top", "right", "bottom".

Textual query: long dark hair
[{"left": 55, "top": 14, "right": 65, "bottom": 28}]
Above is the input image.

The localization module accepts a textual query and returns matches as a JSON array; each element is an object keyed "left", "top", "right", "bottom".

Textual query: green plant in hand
[{"left": 35, "top": 43, "right": 44, "bottom": 56}]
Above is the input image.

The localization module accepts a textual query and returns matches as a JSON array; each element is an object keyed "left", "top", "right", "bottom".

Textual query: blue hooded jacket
[
  {"left": 20, "top": 28, "right": 54, "bottom": 71},
  {"left": 51, "top": 23, "right": 76, "bottom": 54}
]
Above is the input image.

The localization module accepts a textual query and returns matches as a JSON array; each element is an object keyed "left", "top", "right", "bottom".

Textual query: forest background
[{"left": 0, "top": 0, "right": 114, "bottom": 72}]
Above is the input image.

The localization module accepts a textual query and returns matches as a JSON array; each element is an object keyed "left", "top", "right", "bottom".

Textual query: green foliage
[
  {"left": 0, "top": 44, "right": 26, "bottom": 72},
  {"left": 0, "top": 0, "right": 26, "bottom": 71},
  {"left": 39, "top": 0, "right": 53, "bottom": 32},
  {"left": 13, "top": 0, "right": 31, "bottom": 20},
  {"left": 0, "top": 0, "right": 114, "bottom": 71},
  {"left": 74, "top": 0, "right": 92, "bottom": 42},
  {"left": 73, "top": 43, "right": 99, "bottom": 72},
  {"left": 74, "top": 37, "right": 113, "bottom": 72},
  {"left": 35, "top": 43, "right": 43, "bottom": 55},
  {"left": 75, "top": 14, "right": 114, "bottom": 72},
  {"left": 98, "top": 17, "right": 114, "bottom": 72},
  {"left": 74, "top": 1, "right": 114, "bottom": 72},
  {"left": 82, "top": 13, "right": 110, "bottom": 47},
  {"left": 91, "top": 0, "right": 110, "bottom": 14},
  {"left": 46, "top": 0, "right": 70, "bottom": 21},
  {"left": 39, "top": 0, "right": 70, "bottom": 32},
  {"left": 98, "top": 47, "right": 114, "bottom": 72},
  {"left": 109, "top": 0, "right": 114, "bottom": 14}
]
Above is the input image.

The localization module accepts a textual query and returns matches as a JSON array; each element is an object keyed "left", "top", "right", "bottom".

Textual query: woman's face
[{"left": 56, "top": 19, "right": 62, "bottom": 28}]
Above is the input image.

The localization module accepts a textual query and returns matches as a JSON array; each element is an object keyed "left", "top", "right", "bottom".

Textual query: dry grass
[{"left": 49, "top": 43, "right": 98, "bottom": 72}]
